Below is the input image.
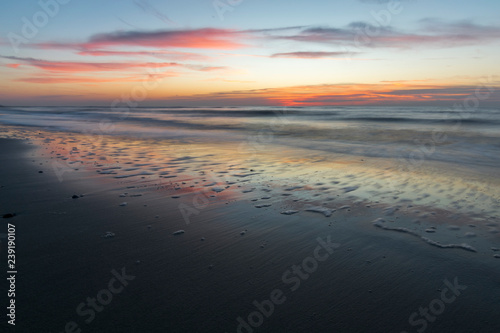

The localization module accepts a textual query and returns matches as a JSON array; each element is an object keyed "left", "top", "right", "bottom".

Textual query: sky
[{"left": 0, "top": 0, "right": 499, "bottom": 106}]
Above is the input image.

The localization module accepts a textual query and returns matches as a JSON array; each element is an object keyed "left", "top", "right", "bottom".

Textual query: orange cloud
[{"left": 164, "top": 82, "right": 499, "bottom": 106}]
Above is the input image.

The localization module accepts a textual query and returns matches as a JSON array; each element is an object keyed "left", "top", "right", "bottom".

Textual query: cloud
[
  {"left": 170, "top": 82, "right": 500, "bottom": 106},
  {"left": 23, "top": 20, "right": 500, "bottom": 61},
  {"left": 357, "top": 0, "right": 413, "bottom": 3},
  {"left": 270, "top": 51, "right": 358, "bottom": 59},
  {"left": 1, "top": 56, "right": 230, "bottom": 77},
  {"left": 133, "top": 0, "right": 175, "bottom": 25},
  {"left": 76, "top": 49, "right": 207, "bottom": 61},
  {"left": 2, "top": 56, "right": 180, "bottom": 72},
  {"left": 184, "top": 65, "right": 228, "bottom": 72},
  {"left": 15, "top": 73, "right": 176, "bottom": 84},
  {"left": 38, "top": 28, "right": 247, "bottom": 51},
  {"left": 204, "top": 78, "right": 255, "bottom": 83},
  {"left": 265, "top": 20, "right": 500, "bottom": 49}
]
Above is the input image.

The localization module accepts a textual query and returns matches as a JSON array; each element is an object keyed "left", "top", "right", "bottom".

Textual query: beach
[{"left": 1, "top": 106, "right": 500, "bottom": 332}]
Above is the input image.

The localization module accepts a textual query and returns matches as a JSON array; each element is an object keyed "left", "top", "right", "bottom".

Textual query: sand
[{"left": 1, "top": 132, "right": 500, "bottom": 332}]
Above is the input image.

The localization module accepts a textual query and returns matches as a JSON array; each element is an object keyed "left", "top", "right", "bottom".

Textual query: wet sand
[{"left": 1, "top": 131, "right": 500, "bottom": 332}]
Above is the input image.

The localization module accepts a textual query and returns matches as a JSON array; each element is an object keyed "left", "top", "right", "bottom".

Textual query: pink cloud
[
  {"left": 3, "top": 56, "right": 181, "bottom": 72},
  {"left": 76, "top": 50, "right": 207, "bottom": 61},
  {"left": 37, "top": 28, "right": 247, "bottom": 51},
  {"left": 15, "top": 72, "right": 177, "bottom": 84},
  {"left": 270, "top": 51, "right": 358, "bottom": 59}
]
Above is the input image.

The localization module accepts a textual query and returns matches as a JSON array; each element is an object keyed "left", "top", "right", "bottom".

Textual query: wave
[{"left": 340, "top": 116, "right": 500, "bottom": 125}]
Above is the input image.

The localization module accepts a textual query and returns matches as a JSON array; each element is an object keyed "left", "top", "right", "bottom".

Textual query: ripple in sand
[
  {"left": 281, "top": 210, "right": 299, "bottom": 215},
  {"left": 255, "top": 204, "right": 272, "bottom": 208},
  {"left": 114, "top": 172, "right": 154, "bottom": 179},
  {"left": 284, "top": 186, "right": 302, "bottom": 191},
  {"left": 304, "top": 205, "right": 335, "bottom": 217},
  {"left": 383, "top": 206, "right": 400, "bottom": 216},
  {"left": 232, "top": 173, "right": 259, "bottom": 178},
  {"left": 99, "top": 170, "right": 118, "bottom": 174},
  {"left": 342, "top": 186, "right": 359, "bottom": 193}
]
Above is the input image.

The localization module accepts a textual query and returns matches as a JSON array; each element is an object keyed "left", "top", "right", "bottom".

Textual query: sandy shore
[{"left": 1, "top": 134, "right": 500, "bottom": 333}]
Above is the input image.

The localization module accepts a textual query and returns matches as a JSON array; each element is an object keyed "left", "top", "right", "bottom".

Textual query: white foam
[
  {"left": 372, "top": 220, "right": 420, "bottom": 237},
  {"left": 421, "top": 237, "right": 477, "bottom": 252},
  {"left": 372, "top": 218, "right": 477, "bottom": 252},
  {"left": 102, "top": 231, "right": 115, "bottom": 238}
]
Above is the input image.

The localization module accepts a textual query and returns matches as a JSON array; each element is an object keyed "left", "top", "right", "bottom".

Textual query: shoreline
[{"left": 1, "top": 134, "right": 500, "bottom": 332}]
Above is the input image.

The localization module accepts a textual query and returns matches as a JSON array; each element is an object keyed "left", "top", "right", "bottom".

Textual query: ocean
[
  {"left": 1, "top": 105, "right": 500, "bottom": 332},
  {"left": 1, "top": 105, "right": 499, "bottom": 167}
]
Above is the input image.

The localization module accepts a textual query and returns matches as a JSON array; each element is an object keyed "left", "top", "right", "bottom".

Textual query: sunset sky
[{"left": 1, "top": 0, "right": 499, "bottom": 106}]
